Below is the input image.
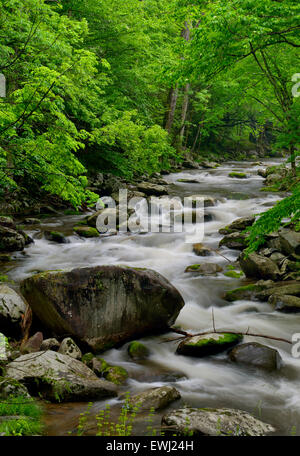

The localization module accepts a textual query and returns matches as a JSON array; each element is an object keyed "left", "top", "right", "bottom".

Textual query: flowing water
[{"left": 4, "top": 159, "right": 300, "bottom": 436}]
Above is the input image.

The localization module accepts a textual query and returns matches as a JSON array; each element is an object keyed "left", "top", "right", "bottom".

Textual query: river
[{"left": 4, "top": 158, "right": 300, "bottom": 436}]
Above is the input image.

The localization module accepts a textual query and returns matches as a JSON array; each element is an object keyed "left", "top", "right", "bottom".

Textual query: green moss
[
  {"left": 64, "top": 209, "right": 82, "bottom": 215},
  {"left": 73, "top": 226, "right": 99, "bottom": 238},
  {"left": 128, "top": 341, "right": 149, "bottom": 360},
  {"left": 224, "top": 284, "right": 262, "bottom": 302},
  {"left": 103, "top": 366, "right": 129, "bottom": 385},
  {"left": 185, "top": 264, "right": 201, "bottom": 271},
  {"left": 224, "top": 271, "right": 244, "bottom": 278},
  {"left": 187, "top": 333, "right": 242, "bottom": 348},
  {"left": 229, "top": 172, "right": 247, "bottom": 179}
]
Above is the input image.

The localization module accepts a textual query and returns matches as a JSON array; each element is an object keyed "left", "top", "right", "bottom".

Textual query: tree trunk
[
  {"left": 290, "top": 144, "right": 296, "bottom": 177},
  {"left": 165, "top": 87, "right": 178, "bottom": 133}
]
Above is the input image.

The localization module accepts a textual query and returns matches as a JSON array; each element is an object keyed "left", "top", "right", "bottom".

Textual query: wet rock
[
  {"left": 128, "top": 341, "right": 150, "bottom": 360},
  {"left": 162, "top": 407, "right": 275, "bottom": 436},
  {"left": 278, "top": 229, "right": 300, "bottom": 257},
  {"left": 185, "top": 263, "right": 223, "bottom": 275},
  {"left": 227, "top": 216, "right": 255, "bottom": 232},
  {"left": 23, "top": 218, "right": 41, "bottom": 225},
  {"left": 239, "top": 252, "right": 280, "bottom": 280},
  {"left": 219, "top": 232, "right": 248, "bottom": 250},
  {"left": 0, "top": 226, "right": 26, "bottom": 252},
  {"left": 58, "top": 338, "right": 82, "bottom": 360},
  {"left": 229, "top": 172, "right": 247, "bottom": 179},
  {"left": 40, "top": 338, "right": 60, "bottom": 352},
  {"left": 5, "top": 351, "right": 118, "bottom": 402},
  {"left": 256, "top": 281, "right": 300, "bottom": 301},
  {"left": 176, "top": 333, "right": 242, "bottom": 357},
  {"left": 44, "top": 231, "right": 68, "bottom": 244},
  {"left": 137, "top": 182, "right": 168, "bottom": 196},
  {"left": 200, "top": 160, "right": 219, "bottom": 169},
  {"left": 129, "top": 386, "right": 181, "bottom": 411},
  {"left": 229, "top": 342, "right": 282, "bottom": 371},
  {"left": 258, "top": 169, "right": 267, "bottom": 178},
  {"left": 21, "top": 332, "right": 43, "bottom": 355},
  {"left": 193, "top": 243, "right": 212, "bottom": 257},
  {"left": 91, "top": 358, "right": 107, "bottom": 377},
  {"left": 0, "top": 378, "right": 30, "bottom": 399},
  {"left": 103, "top": 366, "right": 128, "bottom": 385},
  {"left": 187, "top": 195, "right": 215, "bottom": 207},
  {"left": 177, "top": 178, "right": 200, "bottom": 184},
  {"left": 269, "top": 294, "right": 300, "bottom": 313},
  {"left": 182, "top": 159, "right": 200, "bottom": 169},
  {"left": 73, "top": 226, "right": 100, "bottom": 238},
  {"left": 224, "top": 284, "right": 265, "bottom": 302},
  {"left": 20, "top": 266, "right": 184, "bottom": 352},
  {"left": 0, "top": 285, "right": 27, "bottom": 337},
  {"left": 0, "top": 217, "right": 15, "bottom": 229}
]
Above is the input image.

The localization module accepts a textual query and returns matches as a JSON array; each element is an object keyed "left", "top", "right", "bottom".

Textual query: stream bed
[{"left": 3, "top": 158, "right": 300, "bottom": 436}]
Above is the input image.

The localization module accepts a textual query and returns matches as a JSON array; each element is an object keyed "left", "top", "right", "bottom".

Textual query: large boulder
[
  {"left": 58, "top": 338, "right": 82, "bottom": 360},
  {"left": 176, "top": 333, "right": 242, "bottom": 357},
  {"left": 137, "top": 182, "right": 168, "bottom": 196},
  {"left": 219, "top": 216, "right": 255, "bottom": 235},
  {"left": 278, "top": 229, "right": 300, "bottom": 257},
  {"left": 239, "top": 253, "right": 280, "bottom": 280},
  {"left": 269, "top": 294, "right": 300, "bottom": 313},
  {"left": 20, "top": 266, "right": 184, "bottom": 352},
  {"left": 0, "top": 285, "right": 27, "bottom": 337},
  {"left": 162, "top": 407, "right": 275, "bottom": 436},
  {"left": 129, "top": 386, "right": 181, "bottom": 411},
  {"left": 229, "top": 342, "right": 282, "bottom": 371},
  {"left": 5, "top": 351, "right": 117, "bottom": 402},
  {"left": 0, "top": 226, "right": 26, "bottom": 252}
]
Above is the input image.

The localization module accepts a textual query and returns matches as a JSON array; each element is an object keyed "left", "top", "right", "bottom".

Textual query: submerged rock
[
  {"left": 5, "top": 350, "right": 117, "bottom": 402},
  {"left": 20, "top": 266, "right": 184, "bottom": 352},
  {"left": 229, "top": 342, "right": 282, "bottom": 371},
  {"left": 0, "top": 285, "right": 27, "bottom": 337},
  {"left": 162, "top": 407, "right": 275, "bottom": 436},
  {"left": 176, "top": 333, "right": 242, "bottom": 357},
  {"left": 129, "top": 386, "right": 181, "bottom": 411}
]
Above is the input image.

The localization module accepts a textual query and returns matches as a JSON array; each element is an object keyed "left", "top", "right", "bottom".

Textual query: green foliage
[
  {"left": 0, "top": 395, "right": 43, "bottom": 436},
  {"left": 245, "top": 184, "right": 300, "bottom": 253}
]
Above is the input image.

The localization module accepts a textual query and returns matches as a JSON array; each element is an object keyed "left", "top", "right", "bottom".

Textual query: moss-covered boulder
[
  {"left": 20, "top": 266, "right": 184, "bottom": 352},
  {"left": 176, "top": 333, "right": 243, "bottom": 357},
  {"left": 224, "top": 284, "right": 264, "bottom": 302},
  {"left": 103, "top": 366, "right": 128, "bottom": 385},
  {"left": 229, "top": 172, "right": 247, "bottom": 179},
  {"left": 0, "top": 226, "right": 26, "bottom": 253},
  {"left": 185, "top": 263, "right": 223, "bottom": 275},
  {"left": 0, "top": 285, "right": 27, "bottom": 337},
  {"left": 73, "top": 226, "right": 100, "bottom": 238},
  {"left": 128, "top": 341, "right": 150, "bottom": 360}
]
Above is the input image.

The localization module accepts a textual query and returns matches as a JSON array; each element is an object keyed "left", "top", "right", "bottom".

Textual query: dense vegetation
[{"left": 0, "top": 0, "right": 299, "bottom": 230}]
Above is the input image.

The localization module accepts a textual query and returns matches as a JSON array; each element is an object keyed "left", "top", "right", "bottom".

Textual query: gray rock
[
  {"left": 129, "top": 386, "right": 181, "bottom": 411},
  {"left": 0, "top": 378, "right": 30, "bottom": 399},
  {"left": 137, "top": 182, "right": 168, "bottom": 196},
  {"left": 21, "top": 332, "right": 43, "bottom": 354},
  {"left": 278, "top": 229, "right": 300, "bottom": 256},
  {"left": 227, "top": 216, "right": 255, "bottom": 231},
  {"left": 41, "top": 338, "right": 60, "bottom": 351},
  {"left": 0, "top": 226, "right": 25, "bottom": 252},
  {"left": 193, "top": 243, "right": 212, "bottom": 257},
  {"left": 269, "top": 294, "right": 300, "bottom": 313},
  {"left": 0, "top": 216, "right": 15, "bottom": 229},
  {"left": 256, "top": 281, "right": 300, "bottom": 301},
  {"left": 58, "top": 338, "right": 82, "bottom": 360},
  {"left": 162, "top": 407, "right": 275, "bottom": 436},
  {"left": 20, "top": 266, "right": 184, "bottom": 352},
  {"left": 185, "top": 263, "right": 223, "bottom": 275},
  {"left": 219, "top": 232, "right": 247, "bottom": 250},
  {"left": 229, "top": 342, "right": 282, "bottom": 371},
  {"left": 239, "top": 253, "right": 280, "bottom": 280},
  {"left": 44, "top": 231, "right": 68, "bottom": 244},
  {"left": 5, "top": 350, "right": 118, "bottom": 402},
  {"left": 0, "top": 285, "right": 27, "bottom": 336}
]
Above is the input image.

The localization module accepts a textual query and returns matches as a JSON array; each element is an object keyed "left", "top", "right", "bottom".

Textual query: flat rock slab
[
  {"left": 5, "top": 350, "right": 117, "bottom": 402},
  {"left": 162, "top": 407, "right": 276, "bottom": 436}
]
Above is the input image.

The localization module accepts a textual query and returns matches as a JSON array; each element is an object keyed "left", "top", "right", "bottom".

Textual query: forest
[{"left": 0, "top": 0, "right": 299, "bottom": 440}]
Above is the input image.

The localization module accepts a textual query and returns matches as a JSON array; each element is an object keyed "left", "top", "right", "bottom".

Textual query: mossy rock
[
  {"left": 73, "top": 226, "right": 100, "bottom": 238},
  {"left": 103, "top": 366, "right": 129, "bottom": 385},
  {"left": 185, "top": 263, "right": 223, "bottom": 275},
  {"left": 44, "top": 231, "right": 68, "bottom": 244},
  {"left": 224, "top": 266, "right": 244, "bottom": 279},
  {"left": 224, "top": 284, "right": 263, "bottom": 302},
  {"left": 81, "top": 352, "right": 95, "bottom": 367},
  {"left": 177, "top": 333, "right": 243, "bottom": 357},
  {"left": 128, "top": 341, "right": 150, "bottom": 360},
  {"left": 229, "top": 172, "right": 247, "bottom": 179}
]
